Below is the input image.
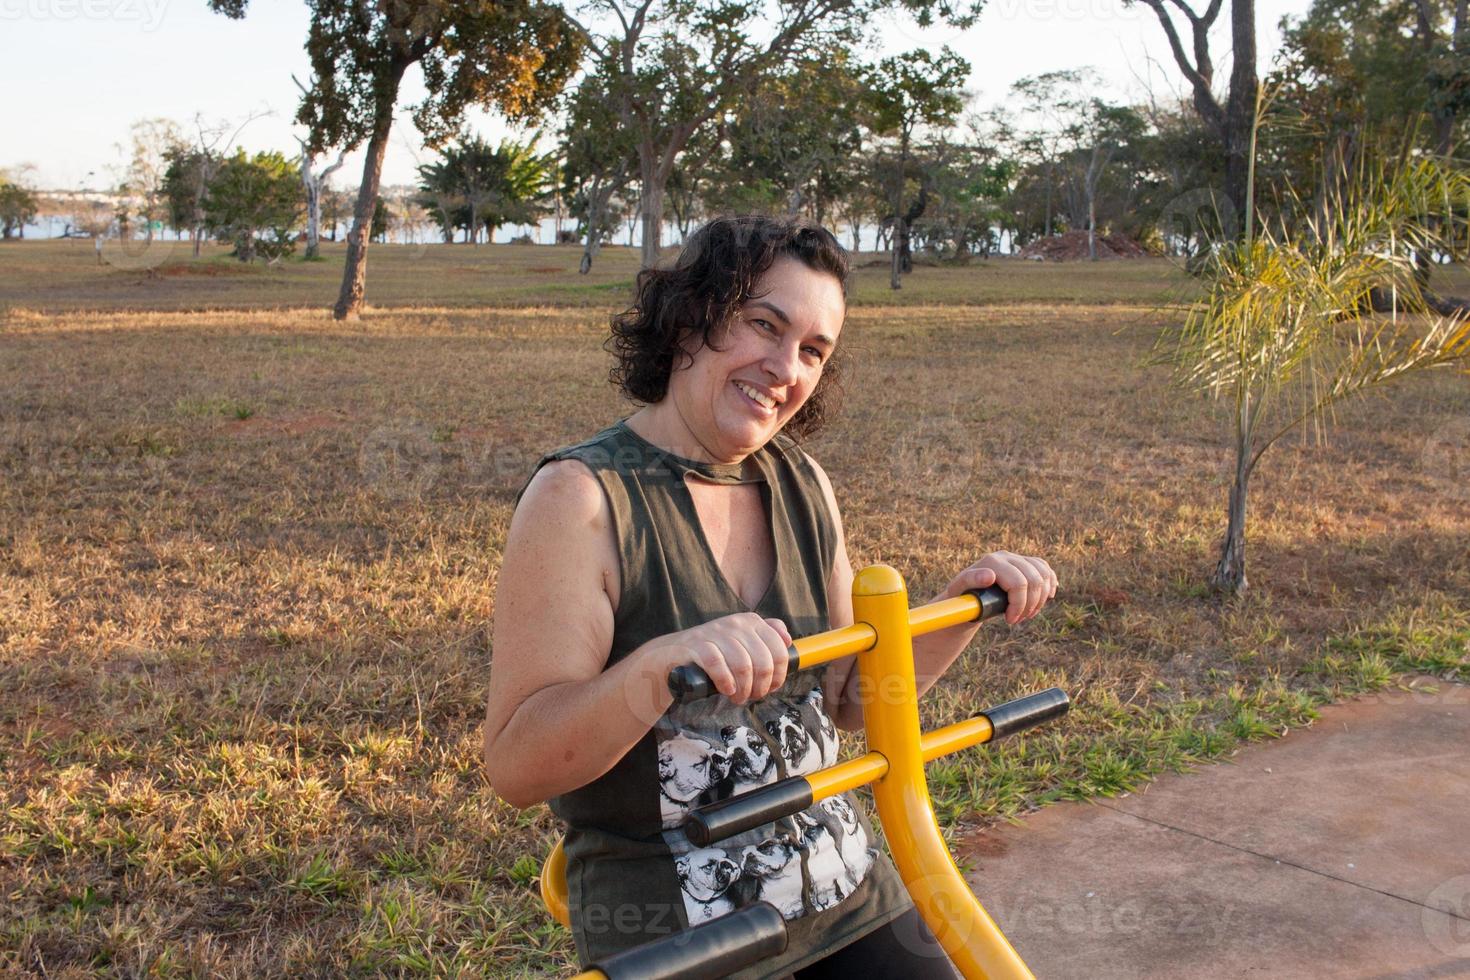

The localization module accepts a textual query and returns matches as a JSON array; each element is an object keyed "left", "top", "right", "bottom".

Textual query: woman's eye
[{"left": 754, "top": 318, "right": 776, "bottom": 333}]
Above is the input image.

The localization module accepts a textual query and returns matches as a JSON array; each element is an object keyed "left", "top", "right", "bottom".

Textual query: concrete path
[{"left": 960, "top": 679, "right": 1470, "bottom": 979}]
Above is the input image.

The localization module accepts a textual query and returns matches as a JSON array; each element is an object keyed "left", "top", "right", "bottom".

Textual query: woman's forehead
[{"left": 747, "top": 258, "right": 846, "bottom": 338}]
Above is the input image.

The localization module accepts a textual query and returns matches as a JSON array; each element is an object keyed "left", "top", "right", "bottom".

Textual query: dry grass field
[
  {"left": 0, "top": 239, "right": 1200, "bottom": 313},
  {"left": 1, "top": 240, "right": 1468, "bottom": 976}
]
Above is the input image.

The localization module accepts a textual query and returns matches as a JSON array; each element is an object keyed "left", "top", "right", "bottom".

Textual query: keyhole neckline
[{"left": 615, "top": 417, "right": 766, "bottom": 486}]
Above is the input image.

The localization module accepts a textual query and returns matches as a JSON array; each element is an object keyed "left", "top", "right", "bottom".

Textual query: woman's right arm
[{"left": 482, "top": 459, "right": 791, "bottom": 810}]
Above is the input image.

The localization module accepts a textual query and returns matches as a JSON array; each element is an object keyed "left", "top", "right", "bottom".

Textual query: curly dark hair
[{"left": 606, "top": 214, "right": 849, "bottom": 442}]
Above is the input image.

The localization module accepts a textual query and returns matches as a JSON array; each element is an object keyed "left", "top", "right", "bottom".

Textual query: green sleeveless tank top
[{"left": 516, "top": 418, "right": 914, "bottom": 978}]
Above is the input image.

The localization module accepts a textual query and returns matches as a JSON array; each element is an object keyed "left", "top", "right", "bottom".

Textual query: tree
[
  {"left": 1007, "top": 71, "right": 1082, "bottom": 241},
  {"left": 559, "top": 62, "right": 638, "bottom": 273},
  {"left": 299, "top": 145, "right": 347, "bottom": 259},
  {"left": 119, "top": 118, "right": 185, "bottom": 243},
  {"left": 417, "top": 134, "right": 554, "bottom": 244},
  {"left": 1061, "top": 101, "right": 1147, "bottom": 261},
  {"left": 210, "top": 0, "right": 582, "bottom": 319},
  {"left": 563, "top": 0, "right": 977, "bottom": 269},
  {"left": 863, "top": 46, "right": 969, "bottom": 288},
  {"left": 163, "top": 147, "right": 217, "bottom": 249},
  {"left": 1156, "top": 148, "right": 1470, "bottom": 596},
  {"left": 709, "top": 50, "right": 867, "bottom": 224},
  {"left": 204, "top": 149, "right": 302, "bottom": 263},
  {"left": 0, "top": 171, "right": 40, "bottom": 239},
  {"left": 1130, "top": 0, "right": 1258, "bottom": 231},
  {"left": 911, "top": 133, "right": 1013, "bottom": 260},
  {"left": 160, "top": 110, "right": 271, "bottom": 256},
  {"left": 370, "top": 195, "right": 392, "bottom": 243}
]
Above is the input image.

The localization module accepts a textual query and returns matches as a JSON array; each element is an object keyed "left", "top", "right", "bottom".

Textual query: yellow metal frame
[{"left": 542, "top": 564, "right": 1038, "bottom": 979}]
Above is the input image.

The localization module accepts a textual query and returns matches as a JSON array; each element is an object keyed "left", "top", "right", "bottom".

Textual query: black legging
[{"left": 789, "top": 905, "right": 959, "bottom": 979}]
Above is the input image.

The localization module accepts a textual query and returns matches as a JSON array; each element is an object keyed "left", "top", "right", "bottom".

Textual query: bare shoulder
[
  {"left": 516, "top": 458, "right": 606, "bottom": 522},
  {"left": 508, "top": 457, "right": 620, "bottom": 607}
]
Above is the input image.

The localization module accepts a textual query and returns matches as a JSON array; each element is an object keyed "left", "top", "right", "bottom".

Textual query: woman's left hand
[{"left": 940, "top": 551, "right": 1059, "bottom": 626}]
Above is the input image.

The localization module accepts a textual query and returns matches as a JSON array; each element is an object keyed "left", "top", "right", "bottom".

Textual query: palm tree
[
  {"left": 417, "top": 134, "right": 555, "bottom": 244},
  {"left": 1157, "top": 148, "right": 1470, "bottom": 596}
]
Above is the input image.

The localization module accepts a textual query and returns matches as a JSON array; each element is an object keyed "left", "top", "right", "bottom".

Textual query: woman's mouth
[{"left": 733, "top": 381, "right": 777, "bottom": 415}]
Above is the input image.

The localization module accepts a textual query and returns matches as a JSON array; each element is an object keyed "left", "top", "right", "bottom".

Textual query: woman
[{"left": 483, "top": 216, "right": 1057, "bottom": 978}]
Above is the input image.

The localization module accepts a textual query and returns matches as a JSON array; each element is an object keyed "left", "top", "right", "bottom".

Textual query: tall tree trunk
[
  {"left": 637, "top": 144, "right": 669, "bottom": 268},
  {"left": 1087, "top": 192, "right": 1097, "bottom": 261},
  {"left": 1044, "top": 163, "right": 1054, "bottom": 237},
  {"left": 335, "top": 126, "right": 388, "bottom": 320},
  {"left": 333, "top": 67, "right": 404, "bottom": 322},
  {"left": 1211, "top": 404, "right": 1253, "bottom": 596},
  {"left": 305, "top": 180, "right": 322, "bottom": 260},
  {"left": 1222, "top": 0, "right": 1257, "bottom": 224},
  {"left": 889, "top": 220, "right": 903, "bottom": 290}
]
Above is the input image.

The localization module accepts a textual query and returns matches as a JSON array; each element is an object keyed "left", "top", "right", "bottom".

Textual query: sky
[{"left": 1, "top": 0, "right": 1314, "bottom": 192}]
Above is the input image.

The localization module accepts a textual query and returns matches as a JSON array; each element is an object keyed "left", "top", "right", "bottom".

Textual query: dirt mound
[{"left": 1017, "top": 231, "right": 1149, "bottom": 261}]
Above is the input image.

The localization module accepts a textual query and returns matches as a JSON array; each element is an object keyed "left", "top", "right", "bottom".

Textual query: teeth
[{"left": 735, "top": 382, "right": 776, "bottom": 410}]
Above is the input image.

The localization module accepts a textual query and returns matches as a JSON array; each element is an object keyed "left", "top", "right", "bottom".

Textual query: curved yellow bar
[
  {"left": 542, "top": 837, "right": 571, "bottom": 928},
  {"left": 852, "top": 565, "right": 1033, "bottom": 980}
]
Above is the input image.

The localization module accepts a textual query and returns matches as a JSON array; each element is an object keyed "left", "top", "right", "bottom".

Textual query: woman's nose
[{"left": 763, "top": 343, "right": 800, "bottom": 384}]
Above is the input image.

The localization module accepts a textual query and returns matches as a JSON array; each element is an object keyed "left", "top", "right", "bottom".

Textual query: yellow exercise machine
[{"left": 548, "top": 564, "right": 1070, "bottom": 980}]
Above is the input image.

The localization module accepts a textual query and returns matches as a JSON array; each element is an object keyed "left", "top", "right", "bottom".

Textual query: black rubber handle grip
[
  {"left": 982, "top": 687, "right": 1071, "bottom": 740},
  {"left": 592, "top": 901, "right": 788, "bottom": 980},
  {"left": 685, "top": 776, "right": 815, "bottom": 847},
  {"left": 963, "top": 585, "right": 1009, "bottom": 622},
  {"left": 668, "top": 645, "right": 800, "bottom": 704}
]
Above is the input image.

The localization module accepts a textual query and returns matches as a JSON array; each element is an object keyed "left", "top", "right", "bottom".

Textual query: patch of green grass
[{"left": 285, "top": 852, "right": 359, "bottom": 905}]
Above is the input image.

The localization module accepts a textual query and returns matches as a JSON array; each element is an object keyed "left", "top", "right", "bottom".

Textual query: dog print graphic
[
  {"left": 798, "top": 686, "right": 839, "bottom": 768},
  {"left": 658, "top": 732, "right": 731, "bottom": 825},
  {"left": 819, "top": 795, "right": 875, "bottom": 883},
  {"left": 795, "top": 805, "right": 860, "bottom": 911},
  {"left": 720, "top": 724, "right": 777, "bottom": 793},
  {"left": 738, "top": 836, "right": 806, "bottom": 919},
  {"left": 676, "top": 847, "right": 742, "bottom": 923},
  {"left": 766, "top": 706, "right": 823, "bottom": 777}
]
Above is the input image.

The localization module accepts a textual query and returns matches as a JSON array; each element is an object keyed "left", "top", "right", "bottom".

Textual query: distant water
[{"left": 14, "top": 215, "right": 1009, "bottom": 254}]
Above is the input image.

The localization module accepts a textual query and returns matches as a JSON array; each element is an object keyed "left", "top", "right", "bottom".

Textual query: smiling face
[{"left": 660, "top": 256, "right": 845, "bottom": 462}]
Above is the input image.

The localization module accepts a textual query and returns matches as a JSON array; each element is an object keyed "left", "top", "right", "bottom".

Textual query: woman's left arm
[{"left": 808, "top": 459, "right": 1058, "bottom": 732}]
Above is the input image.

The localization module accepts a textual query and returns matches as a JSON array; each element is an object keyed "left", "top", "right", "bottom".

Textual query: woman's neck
[{"left": 625, "top": 404, "right": 744, "bottom": 465}]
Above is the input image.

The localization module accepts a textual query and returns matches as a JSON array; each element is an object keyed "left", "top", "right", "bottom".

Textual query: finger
[
  {"left": 720, "top": 639, "right": 756, "bottom": 704},
  {"left": 695, "top": 641, "right": 738, "bottom": 699},
  {"left": 735, "top": 629, "right": 776, "bottom": 702},
  {"left": 967, "top": 565, "right": 998, "bottom": 591},
  {"left": 1018, "top": 559, "right": 1045, "bottom": 620},
  {"left": 756, "top": 619, "right": 791, "bottom": 694},
  {"left": 764, "top": 617, "right": 793, "bottom": 646},
  {"left": 1000, "top": 562, "right": 1029, "bottom": 625}
]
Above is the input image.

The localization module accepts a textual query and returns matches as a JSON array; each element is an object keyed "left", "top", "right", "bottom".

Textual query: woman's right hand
[{"left": 658, "top": 613, "right": 793, "bottom": 705}]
